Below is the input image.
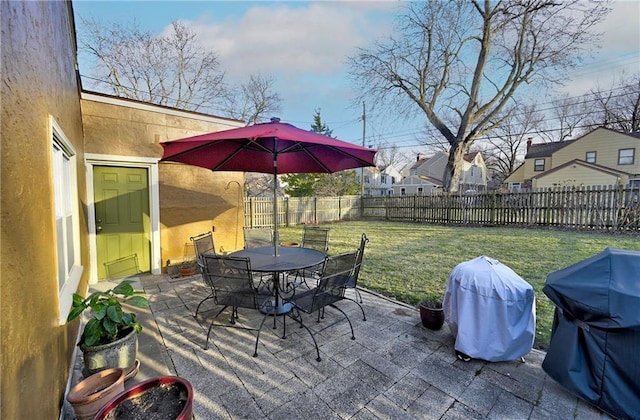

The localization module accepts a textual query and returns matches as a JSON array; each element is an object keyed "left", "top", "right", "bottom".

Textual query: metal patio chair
[
  {"left": 285, "top": 251, "right": 357, "bottom": 362},
  {"left": 243, "top": 226, "right": 274, "bottom": 249},
  {"left": 190, "top": 231, "right": 216, "bottom": 316},
  {"left": 343, "top": 233, "right": 369, "bottom": 321},
  {"left": 294, "top": 226, "right": 330, "bottom": 287},
  {"left": 198, "top": 254, "right": 273, "bottom": 357}
]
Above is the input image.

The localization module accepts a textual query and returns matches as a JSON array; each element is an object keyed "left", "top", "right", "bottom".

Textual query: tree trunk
[{"left": 443, "top": 143, "right": 465, "bottom": 193}]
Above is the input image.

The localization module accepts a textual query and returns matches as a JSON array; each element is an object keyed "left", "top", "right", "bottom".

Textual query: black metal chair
[
  {"left": 343, "top": 233, "right": 369, "bottom": 321},
  {"left": 243, "top": 226, "right": 273, "bottom": 249},
  {"left": 191, "top": 231, "right": 216, "bottom": 316},
  {"left": 286, "top": 251, "right": 357, "bottom": 362},
  {"left": 198, "top": 254, "right": 273, "bottom": 357},
  {"left": 294, "top": 226, "right": 330, "bottom": 287}
]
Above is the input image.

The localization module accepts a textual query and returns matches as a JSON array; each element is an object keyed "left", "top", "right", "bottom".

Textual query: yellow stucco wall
[
  {"left": 81, "top": 97, "right": 246, "bottom": 264},
  {"left": 1, "top": 2, "right": 89, "bottom": 418}
]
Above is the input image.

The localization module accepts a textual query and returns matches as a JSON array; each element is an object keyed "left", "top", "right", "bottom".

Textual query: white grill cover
[{"left": 443, "top": 256, "right": 536, "bottom": 362}]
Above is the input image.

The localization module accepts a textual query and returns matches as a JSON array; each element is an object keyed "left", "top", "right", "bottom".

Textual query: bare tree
[
  {"left": 539, "top": 94, "right": 595, "bottom": 142},
  {"left": 374, "top": 141, "right": 409, "bottom": 169},
  {"left": 484, "top": 103, "right": 544, "bottom": 179},
  {"left": 348, "top": 1, "right": 608, "bottom": 192},
  {"left": 223, "top": 74, "right": 283, "bottom": 124},
  {"left": 79, "top": 18, "right": 227, "bottom": 112},
  {"left": 588, "top": 74, "right": 640, "bottom": 133}
]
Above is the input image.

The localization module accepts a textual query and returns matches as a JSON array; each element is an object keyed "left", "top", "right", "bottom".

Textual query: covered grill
[
  {"left": 542, "top": 247, "right": 640, "bottom": 420},
  {"left": 443, "top": 256, "right": 536, "bottom": 362}
]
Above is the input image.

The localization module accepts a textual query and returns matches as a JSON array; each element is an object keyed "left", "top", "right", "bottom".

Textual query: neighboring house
[
  {"left": 362, "top": 165, "right": 402, "bottom": 196},
  {"left": 392, "top": 175, "right": 443, "bottom": 195},
  {"left": 395, "top": 151, "right": 487, "bottom": 194},
  {"left": 503, "top": 127, "right": 640, "bottom": 190},
  {"left": 1, "top": 3, "right": 245, "bottom": 418}
]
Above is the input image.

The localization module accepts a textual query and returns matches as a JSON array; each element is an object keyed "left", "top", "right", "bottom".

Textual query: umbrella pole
[{"left": 273, "top": 152, "right": 279, "bottom": 257}]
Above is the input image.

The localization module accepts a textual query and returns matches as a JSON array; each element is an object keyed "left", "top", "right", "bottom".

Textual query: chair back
[
  {"left": 190, "top": 231, "right": 215, "bottom": 264},
  {"left": 311, "top": 251, "right": 357, "bottom": 311},
  {"left": 347, "top": 233, "right": 369, "bottom": 288},
  {"left": 302, "top": 226, "right": 330, "bottom": 253},
  {"left": 201, "top": 255, "right": 264, "bottom": 309},
  {"left": 243, "top": 227, "right": 273, "bottom": 249}
]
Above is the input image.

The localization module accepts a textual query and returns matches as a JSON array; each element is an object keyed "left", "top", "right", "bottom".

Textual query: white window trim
[
  {"left": 51, "top": 117, "right": 83, "bottom": 325},
  {"left": 85, "top": 154, "right": 161, "bottom": 284}
]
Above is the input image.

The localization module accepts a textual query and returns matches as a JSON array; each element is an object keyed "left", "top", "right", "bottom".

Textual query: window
[
  {"left": 534, "top": 159, "right": 545, "bottom": 171},
  {"left": 418, "top": 187, "right": 423, "bottom": 194},
  {"left": 618, "top": 148, "right": 635, "bottom": 165},
  {"left": 510, "top": 182, "right": 522, "bottom": 192},
  {"left": 52, "top": 118, "right": 82, "bottom": 324},
  {"left": 401, "top": 188, "right": 406, "bottom": 196},
  {"left": 364, "top": 175, "right": 370, "bottom": 183},
  {"left": 381, "top": 175, "right": 387, "bottom": 184},
  {"left": 585, "top": 151, "right": 596, "bottom": 163}
]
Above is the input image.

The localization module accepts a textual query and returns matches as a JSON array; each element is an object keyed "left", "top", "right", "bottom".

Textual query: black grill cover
[{"left": 542, "top": 247, "right": 640, "bottom": 420}]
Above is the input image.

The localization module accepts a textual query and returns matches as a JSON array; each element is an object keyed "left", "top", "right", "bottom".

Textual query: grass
[{"left": 277, "top": 220, "right": 640, "bottom": 348}]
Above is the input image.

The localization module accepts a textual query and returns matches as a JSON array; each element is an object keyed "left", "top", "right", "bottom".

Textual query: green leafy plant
[{"left": 67, "top": 280, "right": 149, "bottom": 347}]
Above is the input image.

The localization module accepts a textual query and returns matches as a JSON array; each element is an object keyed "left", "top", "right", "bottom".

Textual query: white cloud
[{"left": 183, "top": 2, "right": 398, "bottom": 82}]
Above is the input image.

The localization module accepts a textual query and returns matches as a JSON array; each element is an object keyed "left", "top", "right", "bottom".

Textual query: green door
[{"left": 94, "top": 166, "right": 150, "bottom": 280}]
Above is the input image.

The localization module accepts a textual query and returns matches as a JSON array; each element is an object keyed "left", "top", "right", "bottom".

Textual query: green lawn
[{"left": 277, "top": 221, "right": 640, "bottom": 348}]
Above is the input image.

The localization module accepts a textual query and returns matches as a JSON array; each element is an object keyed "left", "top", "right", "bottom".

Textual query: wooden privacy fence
[
  {"left": 244, "top": 196, "right": 361, "bottom": 227},
  {"left": 380, "top": 185, "right": 640, "bottom": 231},
  {"left": 244, "top": 186, "right": 640, "bottom": 232}
]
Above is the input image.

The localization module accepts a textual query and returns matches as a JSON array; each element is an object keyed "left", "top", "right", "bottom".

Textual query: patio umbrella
[{"left": 160, "top": 117, "right": 377, "bottom": 256}]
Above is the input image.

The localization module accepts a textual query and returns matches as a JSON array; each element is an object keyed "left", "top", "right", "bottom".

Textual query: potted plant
[
  {"left": 67, "top": 280, "right": 149, "bottom": 375},
  {"left": 418, "top": 296, "right": 445, "bottom": 330},
  {"left": 94, "top": 376, "right": 194, "bottom": 420},
  {"left": 179, "top": 259, "right": 198, "bottom": 277}
]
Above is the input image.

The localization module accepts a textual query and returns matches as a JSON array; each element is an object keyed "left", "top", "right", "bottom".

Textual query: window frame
[
  {"left": 534, "top": 158, "right": 545, "bottom": 172},
  {"left": 51, "top": 117, "right": 83, "bottom": 324},
  {"left": 585, "top": 151, "right": 596, "bottom": 164},
  {"left": 618, "top": 148, "right": 635, "bottom": 165}
]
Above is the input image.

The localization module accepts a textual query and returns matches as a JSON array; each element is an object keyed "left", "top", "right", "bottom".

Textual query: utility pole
[{"left": 361, "top": 101, "right": 366, "bottom": 196}]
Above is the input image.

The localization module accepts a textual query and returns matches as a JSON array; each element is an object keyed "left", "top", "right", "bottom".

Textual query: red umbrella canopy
[{"left": 160, "top": 118, "right": 377, "bottom": 174}]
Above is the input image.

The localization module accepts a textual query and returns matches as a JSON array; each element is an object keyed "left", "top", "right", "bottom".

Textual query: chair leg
[
  {"left": 253, "top": 312, "right": 271, "bottom": 358},
  {"left": 194, "top": 292, "right": 215, "bottom": 317},
  {"left": 355, "top": 288, "right": 363, "bottom": 304},
  {"left": 286, "top": 312, "right": 321, "bottom": 362},
  {"left": 343, "top": 297, "right": 366, "bottom": 321},
  {"left": 329, "top": 304, "right": 356, "bottom": 340},
  {"left": 204, "top": 305, "right": 228, "bottom": 350}
]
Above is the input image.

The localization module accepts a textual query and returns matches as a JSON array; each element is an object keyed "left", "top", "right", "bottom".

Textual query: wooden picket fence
[{"left": 244, "top": 186, "right": 640, "bottom": 232}]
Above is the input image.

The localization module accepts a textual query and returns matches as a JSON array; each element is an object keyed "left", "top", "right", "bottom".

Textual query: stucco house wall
[
  {"left": 1, "top": 2, "right": 89, "bottom": 418},
  {"left": 81, "top": 94, "right": 245, "bottom": 274}
]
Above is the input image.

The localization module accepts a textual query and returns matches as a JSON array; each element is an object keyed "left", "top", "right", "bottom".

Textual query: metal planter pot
[{"left": 80, "top": 327, "right": 138, "bottom": 375}]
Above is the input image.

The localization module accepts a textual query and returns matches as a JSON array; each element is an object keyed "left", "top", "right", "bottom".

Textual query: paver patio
[{"left": 64, "top": 274, "right": 613, "bottom": 419}]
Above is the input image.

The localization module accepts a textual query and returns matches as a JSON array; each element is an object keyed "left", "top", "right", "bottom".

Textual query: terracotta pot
[
  {"left": 80, "top": 327, "right": 138, "bottom": 375},
  {"left": 94, "top": 376, "right": 194, "bottom": 420},
  {"left": 180, "top": 265, "right": 197, "bottom": 277},
  {"left": 66, "top": 368, "right": 125, "bottom": 420},
  {"left": 419, "top": 300, "right": 445, "bottom": 330}
]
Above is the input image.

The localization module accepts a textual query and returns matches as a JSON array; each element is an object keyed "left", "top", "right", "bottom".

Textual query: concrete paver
[{"left": 64, "top": 273, "right": 614, "bottom": 420}]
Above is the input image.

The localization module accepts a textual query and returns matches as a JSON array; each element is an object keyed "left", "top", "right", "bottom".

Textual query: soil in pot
[{"left": 105, "top": 383, "right": 186, "bottom": 420}]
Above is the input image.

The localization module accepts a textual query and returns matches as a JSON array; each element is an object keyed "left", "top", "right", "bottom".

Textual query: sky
[{"left": 72, "top": 0, "right": 640, "bottom": 158}]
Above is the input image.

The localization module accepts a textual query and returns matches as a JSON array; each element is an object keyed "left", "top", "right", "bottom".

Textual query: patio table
[{"left": 229, "top": 246, "right": 326, "bottom": 315}]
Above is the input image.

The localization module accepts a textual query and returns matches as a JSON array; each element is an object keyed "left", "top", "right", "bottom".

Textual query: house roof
[
  {"left": 530, "top": 158, "right": 630, "bottom": 180},
  {"left": 525, "top": 140, "right": 575, "bottom": 158}
]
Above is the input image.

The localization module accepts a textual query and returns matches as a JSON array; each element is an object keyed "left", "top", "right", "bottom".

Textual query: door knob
[{"left": 96, "top": 226, "right": 102, "bottom": 232}]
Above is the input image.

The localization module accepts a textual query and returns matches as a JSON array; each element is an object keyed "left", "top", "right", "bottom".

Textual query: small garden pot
[
  {"left": 419, "top": 299, "right": 445, "bottom": 330},
  {"left": 66, "top": 368, "right": 125, "bottom": 420},
  {"left": 94, "top": 376, "right": 193, "bottom": 420}
]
